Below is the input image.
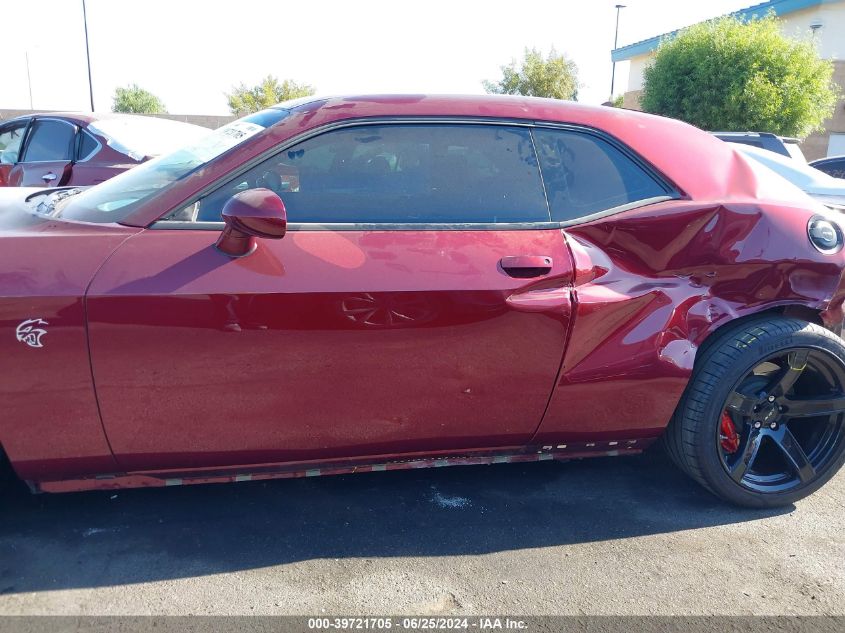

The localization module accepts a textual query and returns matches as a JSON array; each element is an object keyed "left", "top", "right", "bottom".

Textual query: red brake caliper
[{"left": 720, "top": 411, "right": 740, "bottom": 453}]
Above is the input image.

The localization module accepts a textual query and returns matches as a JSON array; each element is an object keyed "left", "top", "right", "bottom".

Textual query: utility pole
[
  {"left": 610, "top": 4, "right": 626, "bottom": 100},
  {"left": 82, "top": 0, "right": 95, "bottom": 111},
  {"left": 25, "top": 52, "right": 33, "bottom": 109}
]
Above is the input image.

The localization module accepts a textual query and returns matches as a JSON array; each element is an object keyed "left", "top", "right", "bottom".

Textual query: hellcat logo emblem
[{"left": 16, "top": 318, "right": 48, "bottom": 348}]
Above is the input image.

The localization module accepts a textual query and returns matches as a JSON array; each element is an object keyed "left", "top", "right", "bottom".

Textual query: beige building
[{"left": 611, "top": 0, "right": 845, "bottom": 160}]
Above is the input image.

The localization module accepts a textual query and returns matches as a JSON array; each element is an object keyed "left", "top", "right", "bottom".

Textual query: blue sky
[{"left": 3, "top": 0, "right": 756, "bottom": 114}]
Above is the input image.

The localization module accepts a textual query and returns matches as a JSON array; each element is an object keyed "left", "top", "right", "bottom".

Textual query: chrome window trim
[
  {"left": 556, "top": 195, "right": 675, "bottom": 227},
  {"left": 149, "top": 197, "right": 674, "bottom": 232},
  {"left": 153, "top": 116, "right": 682, "bottom": 230},
  {"left": 150, "top": 220, "right": 562, "bottom": 232}
]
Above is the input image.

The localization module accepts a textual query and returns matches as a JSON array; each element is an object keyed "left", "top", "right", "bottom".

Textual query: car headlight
[{"left": 808, "top": 216, "right": 844, "bottom": 254}]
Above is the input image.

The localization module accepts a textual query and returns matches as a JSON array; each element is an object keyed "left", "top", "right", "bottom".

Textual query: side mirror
[{"left": 215, "top": 188, "right": 287, "bottom": 258}]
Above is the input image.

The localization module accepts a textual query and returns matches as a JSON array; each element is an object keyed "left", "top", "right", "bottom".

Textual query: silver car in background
[{"left": 735, "top": 143, "right": 845, "bottom": 212}]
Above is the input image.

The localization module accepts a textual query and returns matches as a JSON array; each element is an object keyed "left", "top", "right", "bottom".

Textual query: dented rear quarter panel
[{"left": 535, "top": 196, "right": 845, "bottom": 442}]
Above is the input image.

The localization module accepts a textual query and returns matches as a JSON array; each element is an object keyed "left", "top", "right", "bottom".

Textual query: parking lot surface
[{"left": 1, "top": 450, "right": 843, "bottom": 615}]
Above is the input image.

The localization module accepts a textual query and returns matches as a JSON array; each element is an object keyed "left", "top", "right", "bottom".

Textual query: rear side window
[
  {"left": 194, "top": 124, "right": 550, "bottom": 224},
  {"left": 77, "top": 130, "right": 99, "bottom": 160},
  {"left": 534, "top": 128, "right": 669, "bottom": 223},
  {"left": 22, "top": 120, "right": 76, "bottom": 162},
  {"left": 818, "top": 159, "right": 845, "bottom": 180},
  {"left": 0, "top": 121, "right": 27, "bottom": 164}
]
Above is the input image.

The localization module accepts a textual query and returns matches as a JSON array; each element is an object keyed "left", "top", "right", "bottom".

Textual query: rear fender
[{"left": 532, "top": 199, "right": 845, "bottom": 443}]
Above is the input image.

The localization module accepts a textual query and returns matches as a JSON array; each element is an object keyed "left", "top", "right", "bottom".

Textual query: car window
[
  {"left": 77, "top": 130, "right": 99, "bottom": 161},
  {"left": 22, "top": 119, "right": 76, "bottom": 162},
  {"left": 189, "top": 124, "right": 550, "bottom": 224},
  {"left": 533, "top": 128, "right": 669, "bottom": 223},
  {"left": 0, "top": 121, "right": 27, "bottom": 164},
  {"left": 818, "top": 159, "right": 845, "bottom": 180}
]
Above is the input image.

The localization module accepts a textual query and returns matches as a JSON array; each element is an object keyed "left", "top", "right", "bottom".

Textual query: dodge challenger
[{"left": 1, "top": 94, "right": 844, "bottom": 508}]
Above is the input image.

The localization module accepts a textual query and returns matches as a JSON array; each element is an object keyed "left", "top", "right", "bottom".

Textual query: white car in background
[{"left": 735, "top": 143, "right": 845, "bottom": 212}]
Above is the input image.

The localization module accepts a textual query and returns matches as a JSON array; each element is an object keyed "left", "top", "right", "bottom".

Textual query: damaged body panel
[{"left": 536, "top": 199, "right": 845, "bottom": 443}]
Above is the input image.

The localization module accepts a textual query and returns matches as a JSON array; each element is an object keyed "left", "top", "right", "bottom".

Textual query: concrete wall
[
  {"left": 0, "top": 109, "right": 234, "bottom": 129},
  {"left": 783, "top": 3, "right": 845, "bottom": 61},
  {"left": 627, "top": 57, "right": 650, "bottom": 93},
  {"left": 622, "top": 90, "right": 643, "bottom": 111}
]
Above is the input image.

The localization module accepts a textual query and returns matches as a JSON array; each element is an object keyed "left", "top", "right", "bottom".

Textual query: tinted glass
[
  {"left": 194, "top": 124, "right": 549, "bottom": 224},
  {"left": 816, "top": 159, "right": 845, "bottom": 180},
  {"left": 23, "top": 120, "right": 76, "bottom": 162},
  {"left": 0, "top": 121, "right": 27, "bottom": 164},
  {"left": 78, "top": 130, "right": 99, "bottom": 160},
  {"left": 533, "top": 128, "right": 668, "bottom": 223}
]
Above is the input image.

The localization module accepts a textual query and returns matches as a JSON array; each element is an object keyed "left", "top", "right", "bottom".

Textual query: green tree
[
  {"left": 640, "top": 14, "right": 839, "bottom": 138},
  {"left": 225, "top": 75, "right": 315, "bottom": 115},
  {"left": 483, "top": 47, "right": 578, "bottom": 100},
  {"left": 111, "top": 84, "right": 167, "bottom": 114}
]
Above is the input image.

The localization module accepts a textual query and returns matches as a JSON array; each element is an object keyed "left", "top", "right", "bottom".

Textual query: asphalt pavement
[{"left": 1, "top": 449, "right": 843, "bottom": 615}]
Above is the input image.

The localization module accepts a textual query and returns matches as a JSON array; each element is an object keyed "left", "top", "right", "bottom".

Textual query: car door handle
[
  {"left": 499, "top": 255, "right": 553, "bottom": 277},
  {"left": 42, "top": 172, "right": 57, "bottom": 183}
]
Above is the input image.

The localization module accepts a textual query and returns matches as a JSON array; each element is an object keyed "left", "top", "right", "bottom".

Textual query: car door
[
  {"left": 8, "top": 118, "right": 77, "bottom": 187},
  {"left": 86, "top": 122, "right": 575, "bottom": 472},
  {"left": 0, "top": 119, "right": 29, "bottom": 186}
]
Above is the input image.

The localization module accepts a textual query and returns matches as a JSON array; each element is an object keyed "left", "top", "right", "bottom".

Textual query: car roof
[
  {"left": 281, "top": 93, "right": 658, "bottom": 126},
  {"left": 264, "top": 94, "right": 809, "bottom": 206},
  {"left": 811, "top": 155, "right": 845, "bottom": 166},
  {"left": 3, "top": 111, "right": 197, "bottom": 127}
]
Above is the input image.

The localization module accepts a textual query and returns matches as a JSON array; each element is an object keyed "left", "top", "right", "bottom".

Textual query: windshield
[
  {"left": 59, "top": 107, "right": 290, "bottom": 223},
  {"left": 88, "top": 117, "right": 211, "bottom": 160}
]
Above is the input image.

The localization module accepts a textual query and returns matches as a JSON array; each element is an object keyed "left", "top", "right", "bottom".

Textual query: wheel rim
[{"left": 718, "top": 347, "right": 845, "bottom": 493}]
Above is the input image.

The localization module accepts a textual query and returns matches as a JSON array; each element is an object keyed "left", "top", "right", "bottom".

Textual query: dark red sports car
[
  {"left": 2, "top": 95, "right": 845, "bottom": 508},
  {"left": 0, "top": 112, "right": 209, "bottom": 188}
]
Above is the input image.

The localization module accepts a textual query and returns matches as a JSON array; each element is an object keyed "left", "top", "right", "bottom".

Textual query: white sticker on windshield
[{"left": 187, "top": 121, "right": 265, "bottom": 163}]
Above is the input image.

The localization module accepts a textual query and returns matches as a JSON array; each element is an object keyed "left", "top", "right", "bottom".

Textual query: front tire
[{"left": 664, "top": 316, "right": 845, "bottom": 508}]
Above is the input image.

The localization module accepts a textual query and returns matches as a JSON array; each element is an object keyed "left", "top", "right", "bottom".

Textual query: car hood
[{"left": 0, "top": 188, "right": 140, "bottom": 297}]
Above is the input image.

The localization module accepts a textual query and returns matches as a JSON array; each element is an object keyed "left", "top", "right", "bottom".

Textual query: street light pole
[
  {"left": 25, "top": 52, "right": 33, "bottom": 109},
  {"left": 82, "top": 0, "right": 95, "bottom": 111},
  {"left": 610, "top": 4, "right": 626, "bottom": 100}
]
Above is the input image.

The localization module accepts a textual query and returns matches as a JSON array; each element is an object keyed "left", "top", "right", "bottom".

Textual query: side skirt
[{"left": 34, "top": 439, "right": 648, "bottom": 493}]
